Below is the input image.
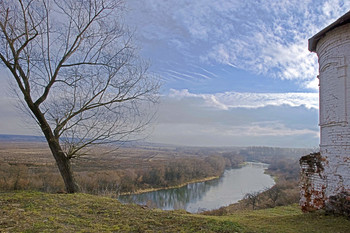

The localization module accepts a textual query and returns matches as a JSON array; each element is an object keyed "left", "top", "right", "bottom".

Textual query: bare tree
[
  {"left": 265, "top": 185, "right": 283, "bottom": 207},
  {"left": 0, "top": 0, "right": 159, "bottom": 193},
  {"left": 244, "top": 191, "right": 261, "bottom": 210}
]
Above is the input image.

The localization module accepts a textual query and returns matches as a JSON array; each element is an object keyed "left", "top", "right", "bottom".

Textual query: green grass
[
  {"left": 1, "top": 191, "right": 349, "bottom": 232},
  {"left": 0, "top": 191, "right": 241, "bottom": 232},
  {"left": 218, "top": 204, "right": 350, "bottom": 233}
]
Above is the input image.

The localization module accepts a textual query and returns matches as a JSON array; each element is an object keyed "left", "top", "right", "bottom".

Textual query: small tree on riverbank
[{"left": 244, "top": 191, "right": 261, "bottom": 210}]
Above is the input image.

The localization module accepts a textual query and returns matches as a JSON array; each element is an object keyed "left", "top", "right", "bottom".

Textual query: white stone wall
[{"left": 316, "top": 23, "right": 350, "bottom": 200}]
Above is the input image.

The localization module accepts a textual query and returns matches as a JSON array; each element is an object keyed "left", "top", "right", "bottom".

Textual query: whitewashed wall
[{"left": 317, "top": 23, "right": 350, "bottom": 200}]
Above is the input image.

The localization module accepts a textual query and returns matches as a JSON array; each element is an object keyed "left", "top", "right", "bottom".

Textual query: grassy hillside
[
  {"left": 1, "top": 191, "right": 349, "bottom": 232},
  {"left": 0, "top": 191, "right": 240, "bottom": 232},
  {"left": 217, "top": 205, "right": 350, "bottom": 233}
]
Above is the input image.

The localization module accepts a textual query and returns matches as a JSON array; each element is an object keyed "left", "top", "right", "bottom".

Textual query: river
[{"left": 118, "top": 162, "right": 275, "bottom": 213}]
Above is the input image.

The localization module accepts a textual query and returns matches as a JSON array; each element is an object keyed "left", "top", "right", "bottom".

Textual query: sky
[{"left": 1, "top": 0, "right": 349, "bottom": 148}]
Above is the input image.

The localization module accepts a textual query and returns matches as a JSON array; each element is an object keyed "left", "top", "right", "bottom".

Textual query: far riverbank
[{"left": 119, "top": 175, "right": 220, "bottom": 195}]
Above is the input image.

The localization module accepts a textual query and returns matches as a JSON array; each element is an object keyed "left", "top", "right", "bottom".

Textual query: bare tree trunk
[
  {"left": 46, "top": 139, "right": 79, "bottom": 193},
  {"left": 28, "top": 100, "right": 78, "bottom": 193}
]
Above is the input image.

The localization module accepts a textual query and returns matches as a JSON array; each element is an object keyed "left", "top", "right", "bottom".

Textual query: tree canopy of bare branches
[{"left": 0, "top": 0, "right": 159, "bottom": 193}]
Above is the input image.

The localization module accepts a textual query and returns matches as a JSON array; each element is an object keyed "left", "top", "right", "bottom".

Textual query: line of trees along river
[{"left": 118, "top": 153, "right": 244, "bottom": 193}]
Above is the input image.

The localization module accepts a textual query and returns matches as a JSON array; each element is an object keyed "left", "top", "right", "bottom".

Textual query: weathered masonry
[{"left": 300, "top": 11, "right": 350, "bottom": 217}]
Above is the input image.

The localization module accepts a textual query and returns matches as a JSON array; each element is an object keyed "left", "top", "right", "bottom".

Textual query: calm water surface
[{"left": 118, "top": 162, "right": 275, "bottom": 213}]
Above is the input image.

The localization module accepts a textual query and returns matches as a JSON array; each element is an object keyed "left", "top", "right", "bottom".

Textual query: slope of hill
[{"left": 1, "top": 191, "right": 349, "bottom": 233}]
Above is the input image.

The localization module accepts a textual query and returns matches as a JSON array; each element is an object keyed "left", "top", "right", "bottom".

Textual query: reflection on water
[
  {"left": 119, "top": 177, "right": 221, "bottom": 211},
  {"left": 118, "top": 162, "right": 274, "bottom": 213}
]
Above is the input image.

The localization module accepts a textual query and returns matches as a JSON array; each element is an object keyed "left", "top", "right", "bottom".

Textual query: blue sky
[{"left": 1, "top": 0, "right": 349, "bottom": 147}]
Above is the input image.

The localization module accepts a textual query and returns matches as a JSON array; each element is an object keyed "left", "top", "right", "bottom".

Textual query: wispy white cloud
[
  {"left": 201, "top": 1, "right": 350, "bottom": 89},
  {"left": 206, "top": 29, "right": 319, "bottom": 89},
  {"left": 169, "top": 89, "right": 319, "bottom": 110},
  {"left": 189, "top": 64, "right": 219, "bottom": 78},
  {"left": 148, "top": 90, "right": 319, "bottom": 147},
  {"left": 238, "top": 122, "right": 318, "bottom": 137},
  {"left": 199, "top": 121, "right": 319, "bottom": 137},
  {"left": 190, "top": 72, "right": 211, "bottom": 80},
  {"left": 164, "top": 69, "right": 212, "bottom": 81},
  {"left": 150, "top": 121, "right": 319, "bottom": 147},
  {"left": 126, "top": 0, "right": 350, "bottom": 90}
]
